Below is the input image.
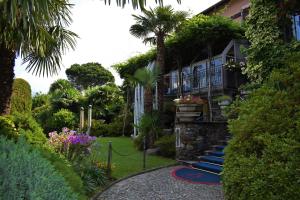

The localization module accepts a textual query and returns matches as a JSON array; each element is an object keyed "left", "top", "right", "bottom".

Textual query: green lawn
[{"left": 96, "top": 137, "right": 176, "bottom": 179}]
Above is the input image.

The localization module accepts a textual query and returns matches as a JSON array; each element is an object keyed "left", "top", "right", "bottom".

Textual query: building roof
[{"left": 201, "top": 0, "right": 230, "bottom": 15}]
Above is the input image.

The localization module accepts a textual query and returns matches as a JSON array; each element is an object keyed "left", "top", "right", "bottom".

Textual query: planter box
[{"left": 177, "top": 104, "right": 202, "bottom": 112}]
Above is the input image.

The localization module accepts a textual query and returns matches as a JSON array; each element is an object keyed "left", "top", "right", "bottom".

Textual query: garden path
[{"left": 94, "top": 166, "right": 224, "bottom": 200}]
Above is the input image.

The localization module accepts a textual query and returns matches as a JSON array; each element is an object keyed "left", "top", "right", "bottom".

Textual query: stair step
[
  {"left": 212, "top": 145, "right": 226, "bottom": 151},
  {"left": 210, "top": 151, "right": 225, "bottom": 157},
  {"left": 192, "top": 162, "right": 223, "bottom": 174},
  {"left": 201, "top": 156, "right": 224, "bottom": 165}
]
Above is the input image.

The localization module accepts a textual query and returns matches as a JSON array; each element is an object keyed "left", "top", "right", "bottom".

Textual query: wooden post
[
  {"left": 107, "top": 141, "right": 112, "bottom": 179},
  {"left": 80, "top": 107, "right": 84, "bottom": 132},
  {"left": 87, "top": 105, "right": 92, "bottom": 135},
  {"left": 143, "top": 136, "right": 146, "bottom": 170}
]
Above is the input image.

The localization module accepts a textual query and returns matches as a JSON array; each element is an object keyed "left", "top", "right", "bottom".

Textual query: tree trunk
[
  {"left": 207, "top": 44, "right": 213, "bottom": 122},
  {"left": 0, "top": 44, "right": 15, "bottom": 115},
  {"left": 156, "top": 34, "right": 165, "bottom": 112}
]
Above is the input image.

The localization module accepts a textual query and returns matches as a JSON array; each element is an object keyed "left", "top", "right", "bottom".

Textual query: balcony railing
[{"left": 164, "top": 64, "right": 223, "bottom": 95}]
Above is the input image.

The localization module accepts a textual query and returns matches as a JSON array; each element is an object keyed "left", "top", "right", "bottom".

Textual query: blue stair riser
[
  {"left": 210, "top": 151, "right": 225, "bottom": 157},
  {"left": 201, "top": 156, "right": 224, "bottom": 165},
  {"left": 215, "top": 145, "right": 226, "bottom": 151},
  {"left": 192, "top": 162, "right": 223, "bottom": 174}
]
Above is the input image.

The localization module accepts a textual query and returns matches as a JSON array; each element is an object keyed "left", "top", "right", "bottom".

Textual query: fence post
[
  {"left": 143, "top": 136, "right": 146, "bottom": 170},
  {"left": 107, "top": 141, "right": 112, "bottom": 179}
]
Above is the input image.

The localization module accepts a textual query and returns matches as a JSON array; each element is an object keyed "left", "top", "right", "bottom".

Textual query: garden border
[{"left": 91, "top": 163, "right": 179, "bottom": 200}]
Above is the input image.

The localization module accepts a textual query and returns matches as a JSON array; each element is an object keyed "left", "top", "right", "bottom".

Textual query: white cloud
[{"left": 14, "top": 0, "right": 220, "bottom": 94}]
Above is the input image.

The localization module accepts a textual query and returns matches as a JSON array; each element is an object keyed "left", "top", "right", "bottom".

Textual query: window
[
  {"left": 211, "top": 57, "right": 223, "bottom": 86},
  {"left": 170, "top": 71, "right": 178, "bottom": 93},
  {"left": 293, "top": 15, "right": 300, "bottom": 41},
  {"left": 182, "top": 67, "right": 191, "bottom": 92},
  {"left": 198, "top": 63, "right": 207, "bottom": 88}
]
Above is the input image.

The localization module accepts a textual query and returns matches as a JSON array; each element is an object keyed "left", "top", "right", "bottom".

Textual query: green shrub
[
  {"left": 134, "top": 112, "right": 161, "bottom": 149},
  {"left": 91, "top": 117, "right": 131, "bottom": 137},
  {"left": 10, "top": 78, "right": 32, "bottom": 114},
  {"left": 223, "top": 53, "right": 300, "bottom": 200},
  {"left": 32, "top": 92, "right": 50, "bottom": 110},
  {"left": 50, "top": 109, "right": 77, "bottom": 131},
  {"left": 154, "top": 135, "right": 176, "bottom": 158},
  {"left": 11, "top": 113, "right": 47, "bottom": 145},
  {"left": 0, "top": 116, "right": 18, "bottom": 140},
  {"left": 38, "top": 147, "right": 87, "bottom": 200},
  {"left": 32, "top": 104, "right": 54, "bottom": 133},
  {"left": 0, "top": 137, "right": 78, "bottom": 200}
]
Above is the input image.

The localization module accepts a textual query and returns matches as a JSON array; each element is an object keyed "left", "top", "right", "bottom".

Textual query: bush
[
  {"left": 223, "top": 53, "right": 300, "bottom": 200},
  {"left": 10, "top": 78, "right": 32, "bottom": 114},
  {"left": 50, "top": 109, "right": 77, "bottom": 131},
  {"left": 32, "top": 104, "right": 54, "bottom": 133},
  {"left": 134, "top": 112, "right": 161, "bottom": 150},
  {"left": 32, "top": 92, "right": 50, "bottom": 110},
  {"left": 11, "top": 113, "right": 47, "bottom": 145},
  {"left": 0, "top": 116, "right": 18, "bottom": 140},
  {"left": 155, "top": 135, "right": 176, "bottom": 158},
  {"left": 38, "top": 147, "right": 87, "bottom": 200},
  {"left": 0, "top": 137, "right": 78, "bottom": 200}
]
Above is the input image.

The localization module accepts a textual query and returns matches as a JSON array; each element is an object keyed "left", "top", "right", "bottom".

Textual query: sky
[{"left": 14, "top": 0, "right": 220, "bottom": 94}]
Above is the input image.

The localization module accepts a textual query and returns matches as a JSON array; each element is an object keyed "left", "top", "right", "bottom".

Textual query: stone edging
[{"left": 91, "top": 163, "right": 179, "bottom": 200}]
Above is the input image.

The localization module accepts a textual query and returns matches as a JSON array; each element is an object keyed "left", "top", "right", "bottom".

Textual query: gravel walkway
[{"left": 94, "top": 166, "right": 224, "bottom": 200}]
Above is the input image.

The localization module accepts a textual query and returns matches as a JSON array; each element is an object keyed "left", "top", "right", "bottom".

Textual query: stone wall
[{"left": 175, "top": 122, "right": 229, "bottom": 160}]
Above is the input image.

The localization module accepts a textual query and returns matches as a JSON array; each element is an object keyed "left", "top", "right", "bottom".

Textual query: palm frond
[{"left": 103, "top": 0, "right": 181, "bottom": 9}]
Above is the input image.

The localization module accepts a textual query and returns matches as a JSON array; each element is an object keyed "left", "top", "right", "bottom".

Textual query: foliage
[
  {"left": 66, "top": 62, "right": 114, "bottom": 90},
  {"left": 104, "top": 0, "right": 181, "bottom": 9},
  {"left": 245, "top": 0, "right": 285, "bottom": 82},
  {"left": 48, "top": 128, "right": 96, "bottom": 161},
  {"left": 32, "top": 92, "right": 50, "bottom": 110},
  {"left": 90, "top": 111, "right": 133, "bottom": 137},
  {"left": 50, "top": 109, "right": 77, "bottom": 131},
  {"left": 223, "top": 53, "right": 300, "bottom": 200},
  {"left": 10, "top": 113, "right": 47, "bottom": 145},
  {"left": 113, "top": 50, "right": 156, "bottom": 79},
  {"left": 154, "top": 135, "right": 176, "bottom": 158},
  {"left": 49, "top": 80, "right": 81, "bottom": 112},
  {"left": 0, "top": 116, "right": 18, "bottom": 140},
  {"left": 10, "top": 78, "right": 32, "bottom": 114},
  {"left": 134, "top": 111, "right": 161, "bottom": 149},
  {"left": 130, "top": 5, "right": 188, "bottom": 45},
  {"left": 84, "top": 84, "right": 124, "bottom": 122},
  {"left": 49, "top": 79, "right": 74, "bottom": 93},
  {"left": 0, "top": 137, "right": 78, "bottom": 200},
  {"left": 38, "top": 147, "right": 87, "bottom": 200},
  {"left": 32, "top": 104, "right": 54, "bottom": 133}
]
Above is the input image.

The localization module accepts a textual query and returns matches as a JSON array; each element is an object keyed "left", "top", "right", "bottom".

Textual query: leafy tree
[
  {"left": 49, "top": 79, "right": 74, "bottom": 93},
  {"left": 10, "top": 78, "right": 32, "bottom": 114},
  {"left": 0, "top": 0, "right": 77, "bottom": 115},
  {"left": 130, "top": 5, "right": 187, "bottom": 112},
  {"left": 32, "top": 92, "right": 50, "bottom": 110},
  {"left": 66, "top": 62, "right": 114, "bottom": 90},
  {"left": 84, "top": 83, "right": 124, "bottom": 122}
]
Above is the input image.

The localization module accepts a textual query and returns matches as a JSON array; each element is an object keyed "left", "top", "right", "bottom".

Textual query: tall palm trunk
[
  {"left": 156, "top": 34, "right": 165, "bottom": 112},
  {"left": 0, "top": 44, "right": 15, "bottom": 115}
]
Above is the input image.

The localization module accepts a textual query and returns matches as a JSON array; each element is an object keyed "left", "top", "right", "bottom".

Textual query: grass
[{"left": 95, "top": 137, "right": 176, "bottom": 179}]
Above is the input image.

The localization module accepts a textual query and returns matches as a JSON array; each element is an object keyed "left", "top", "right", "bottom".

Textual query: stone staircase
[{"left": 180, "top": 137, "right": 229, "bottom": 175}]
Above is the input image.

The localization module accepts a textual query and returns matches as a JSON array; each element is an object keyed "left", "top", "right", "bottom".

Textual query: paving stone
[{"left": 95, "top": 166, "right": 224, "bottom": 200}]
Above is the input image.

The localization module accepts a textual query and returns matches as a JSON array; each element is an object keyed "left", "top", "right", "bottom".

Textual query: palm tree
[
  {"left": 0, "top": 0, "right": 77, "bottom": 115},
  {"left": 133, "top": 66, "right": 159, "bottom": 114},
  {"left": 130, "top": 5, "right": 187, "bottom": 112},
  {"left": 105, "top": 0, "right": 181, "bottom": 9}
]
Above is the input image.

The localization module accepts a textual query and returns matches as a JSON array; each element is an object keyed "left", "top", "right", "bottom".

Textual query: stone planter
[{"left": 177, "top": 104, "right": 202, "bottom": 112}]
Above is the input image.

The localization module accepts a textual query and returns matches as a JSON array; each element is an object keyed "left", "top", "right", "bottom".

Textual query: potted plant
[{"left": 174, "top": 95, "right": 207, "bottom": 112}]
